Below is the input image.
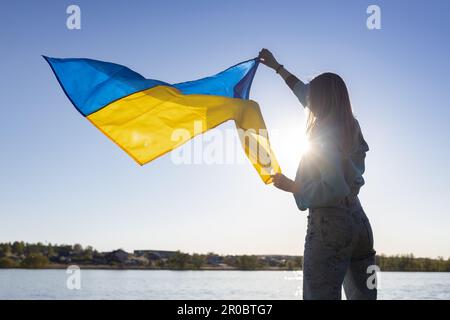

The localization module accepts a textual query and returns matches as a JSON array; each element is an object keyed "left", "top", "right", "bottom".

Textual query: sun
[{"left": 269, "top": 121, "right": 310, "bottom": 175}]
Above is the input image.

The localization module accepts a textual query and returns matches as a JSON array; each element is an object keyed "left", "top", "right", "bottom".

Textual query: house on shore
[
  {"left": 105, "top": 249, "right": 129, "bottom": 263},
  {"left": 133, "top": 250, "right": 176, "bottom": 261}
]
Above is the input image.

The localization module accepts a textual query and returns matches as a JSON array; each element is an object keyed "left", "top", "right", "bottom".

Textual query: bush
[
  {"left": 0, "top": 257, "right": 18, "bottom": 268},
  {"left": 21, "top": 254, "right": 49, "bottom": 268}
]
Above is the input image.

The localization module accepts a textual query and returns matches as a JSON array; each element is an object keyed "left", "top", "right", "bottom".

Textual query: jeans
[{"left": 303, "top": 197, "right": 377, "bottom": 300}]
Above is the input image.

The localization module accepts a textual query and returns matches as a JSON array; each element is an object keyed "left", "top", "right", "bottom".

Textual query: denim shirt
[{"left": 291, "top": 81, "right": 369, "bottom": 211}]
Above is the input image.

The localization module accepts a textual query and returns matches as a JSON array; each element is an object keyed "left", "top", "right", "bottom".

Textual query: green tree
[
  {"left": 168, "top": 251, "right": 190, "bottom": 270},
  {"left": 73, "top": 244, "right": 83, "bottom": 254},
  {"left": 237, "top": 255, "right": 261, "bottom": 270},
  {"left": 0, "top": 243, "right": 12, "bottom": 257},
  {"left": 46, "top": 243, "right": 56, "bottom": 257},
  {"left": 191, "top": 254, "right": 205, "bottom": 269},
  {"left": 12, "top": 241, "right": 24, "bottom": 255}
]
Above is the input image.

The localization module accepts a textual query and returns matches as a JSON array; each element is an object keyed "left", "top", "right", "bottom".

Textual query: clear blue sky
[{"left": 1, "top": 0, "right": 449, "bottom": 258}]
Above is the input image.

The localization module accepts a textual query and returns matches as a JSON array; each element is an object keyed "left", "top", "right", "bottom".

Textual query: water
[{"left": 0, "top": 270, "right": 449, "bottom": 300}]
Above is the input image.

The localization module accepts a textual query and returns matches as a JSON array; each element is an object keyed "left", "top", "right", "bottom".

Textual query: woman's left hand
[
  {"left": 272, "top": 173, "right": 296, "bottom": 193},
  {"left": 258, "top": 48, "right": 280, "bottom": 70}
]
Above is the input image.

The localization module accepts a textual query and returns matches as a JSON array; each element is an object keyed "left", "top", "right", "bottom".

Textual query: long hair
[{"left": 306, "top": 72, "right": 358, "bottom": 153}]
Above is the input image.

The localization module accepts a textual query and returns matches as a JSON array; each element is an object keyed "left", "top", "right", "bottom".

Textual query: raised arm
[{"left": 258, "top": 48, "right": 309, "bottom": 107}]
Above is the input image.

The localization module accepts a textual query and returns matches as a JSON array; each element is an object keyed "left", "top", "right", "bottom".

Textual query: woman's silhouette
[{"left": 259, "top": 49, "right": 376, "bottom": 300}]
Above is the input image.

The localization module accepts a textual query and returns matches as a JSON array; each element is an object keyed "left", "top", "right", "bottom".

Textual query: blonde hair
[{"left": 306, "top": 72, "right": 358, "bottom": 153}]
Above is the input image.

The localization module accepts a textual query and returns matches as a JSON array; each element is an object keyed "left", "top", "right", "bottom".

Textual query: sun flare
[{"left": 269, "top": 122, "right": 310, "bottom": 175}]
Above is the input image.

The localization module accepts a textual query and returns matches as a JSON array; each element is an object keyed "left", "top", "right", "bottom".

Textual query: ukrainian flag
[{"left": 44, "top": 56, "right": 280, "bottom": 183}]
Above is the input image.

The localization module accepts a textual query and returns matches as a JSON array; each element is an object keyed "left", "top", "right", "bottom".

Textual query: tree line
[{"left": 0, "top": 242, "right": 449, "bottom": 271}]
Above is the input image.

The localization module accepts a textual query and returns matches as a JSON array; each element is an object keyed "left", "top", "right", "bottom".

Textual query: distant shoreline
[
  {"left": 1, "top": 265, "right": 449, "bottom": 272},
  {"left": 1, "top": 268, "right": 449, "bottom": 272},
  {"left": 1, "top": 264, "right": 289, "bottom": 271},
  {"left": 2, "top": 242, "right": 449, "bottom": 272}
]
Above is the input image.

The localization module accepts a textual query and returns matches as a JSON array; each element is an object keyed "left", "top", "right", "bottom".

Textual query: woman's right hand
[
  {"left": 258, "top": 48, "right": 280, "bottom": 70},
  {"left": 272, "top": 173, "right": 296, "bottom": 193}
]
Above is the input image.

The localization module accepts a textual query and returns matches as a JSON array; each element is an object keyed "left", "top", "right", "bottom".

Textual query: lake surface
[{"left": 0, "top": 270, "right": 449, "bottom": 300}]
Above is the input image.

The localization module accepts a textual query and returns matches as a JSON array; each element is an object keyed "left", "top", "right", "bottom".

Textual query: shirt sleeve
[
  {"left": 292, "top": 80, "right": 309, "bottom": 108},
  {"left": 293, "top": 136, "right": 351, "bottom": 211}
]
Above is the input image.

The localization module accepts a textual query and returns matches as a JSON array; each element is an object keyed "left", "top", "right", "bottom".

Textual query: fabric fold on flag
[{"left": 44, "top": 56, "right": 281, "bottom": 183}]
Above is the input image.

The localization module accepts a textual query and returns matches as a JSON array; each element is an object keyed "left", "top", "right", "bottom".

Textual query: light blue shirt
[{"left": 291, "top": 81, "right": 369, "bottom": 211}]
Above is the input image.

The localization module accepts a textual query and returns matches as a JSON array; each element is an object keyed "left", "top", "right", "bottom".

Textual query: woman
[{"left": 259, "top": 49, "right": 376, "bottom": 300}]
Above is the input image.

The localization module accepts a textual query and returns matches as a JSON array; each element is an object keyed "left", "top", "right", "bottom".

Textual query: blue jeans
[{"left": 303, "top": 197, "right": 377, "bottom": 300}]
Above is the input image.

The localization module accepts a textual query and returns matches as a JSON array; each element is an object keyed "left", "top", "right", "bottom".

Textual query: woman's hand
[
  {"left": 272, "top": 173, "right": 296, "bottom": 193},
  {"left": 258, "top": 48, "right": 280, "bottom": 70}
]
